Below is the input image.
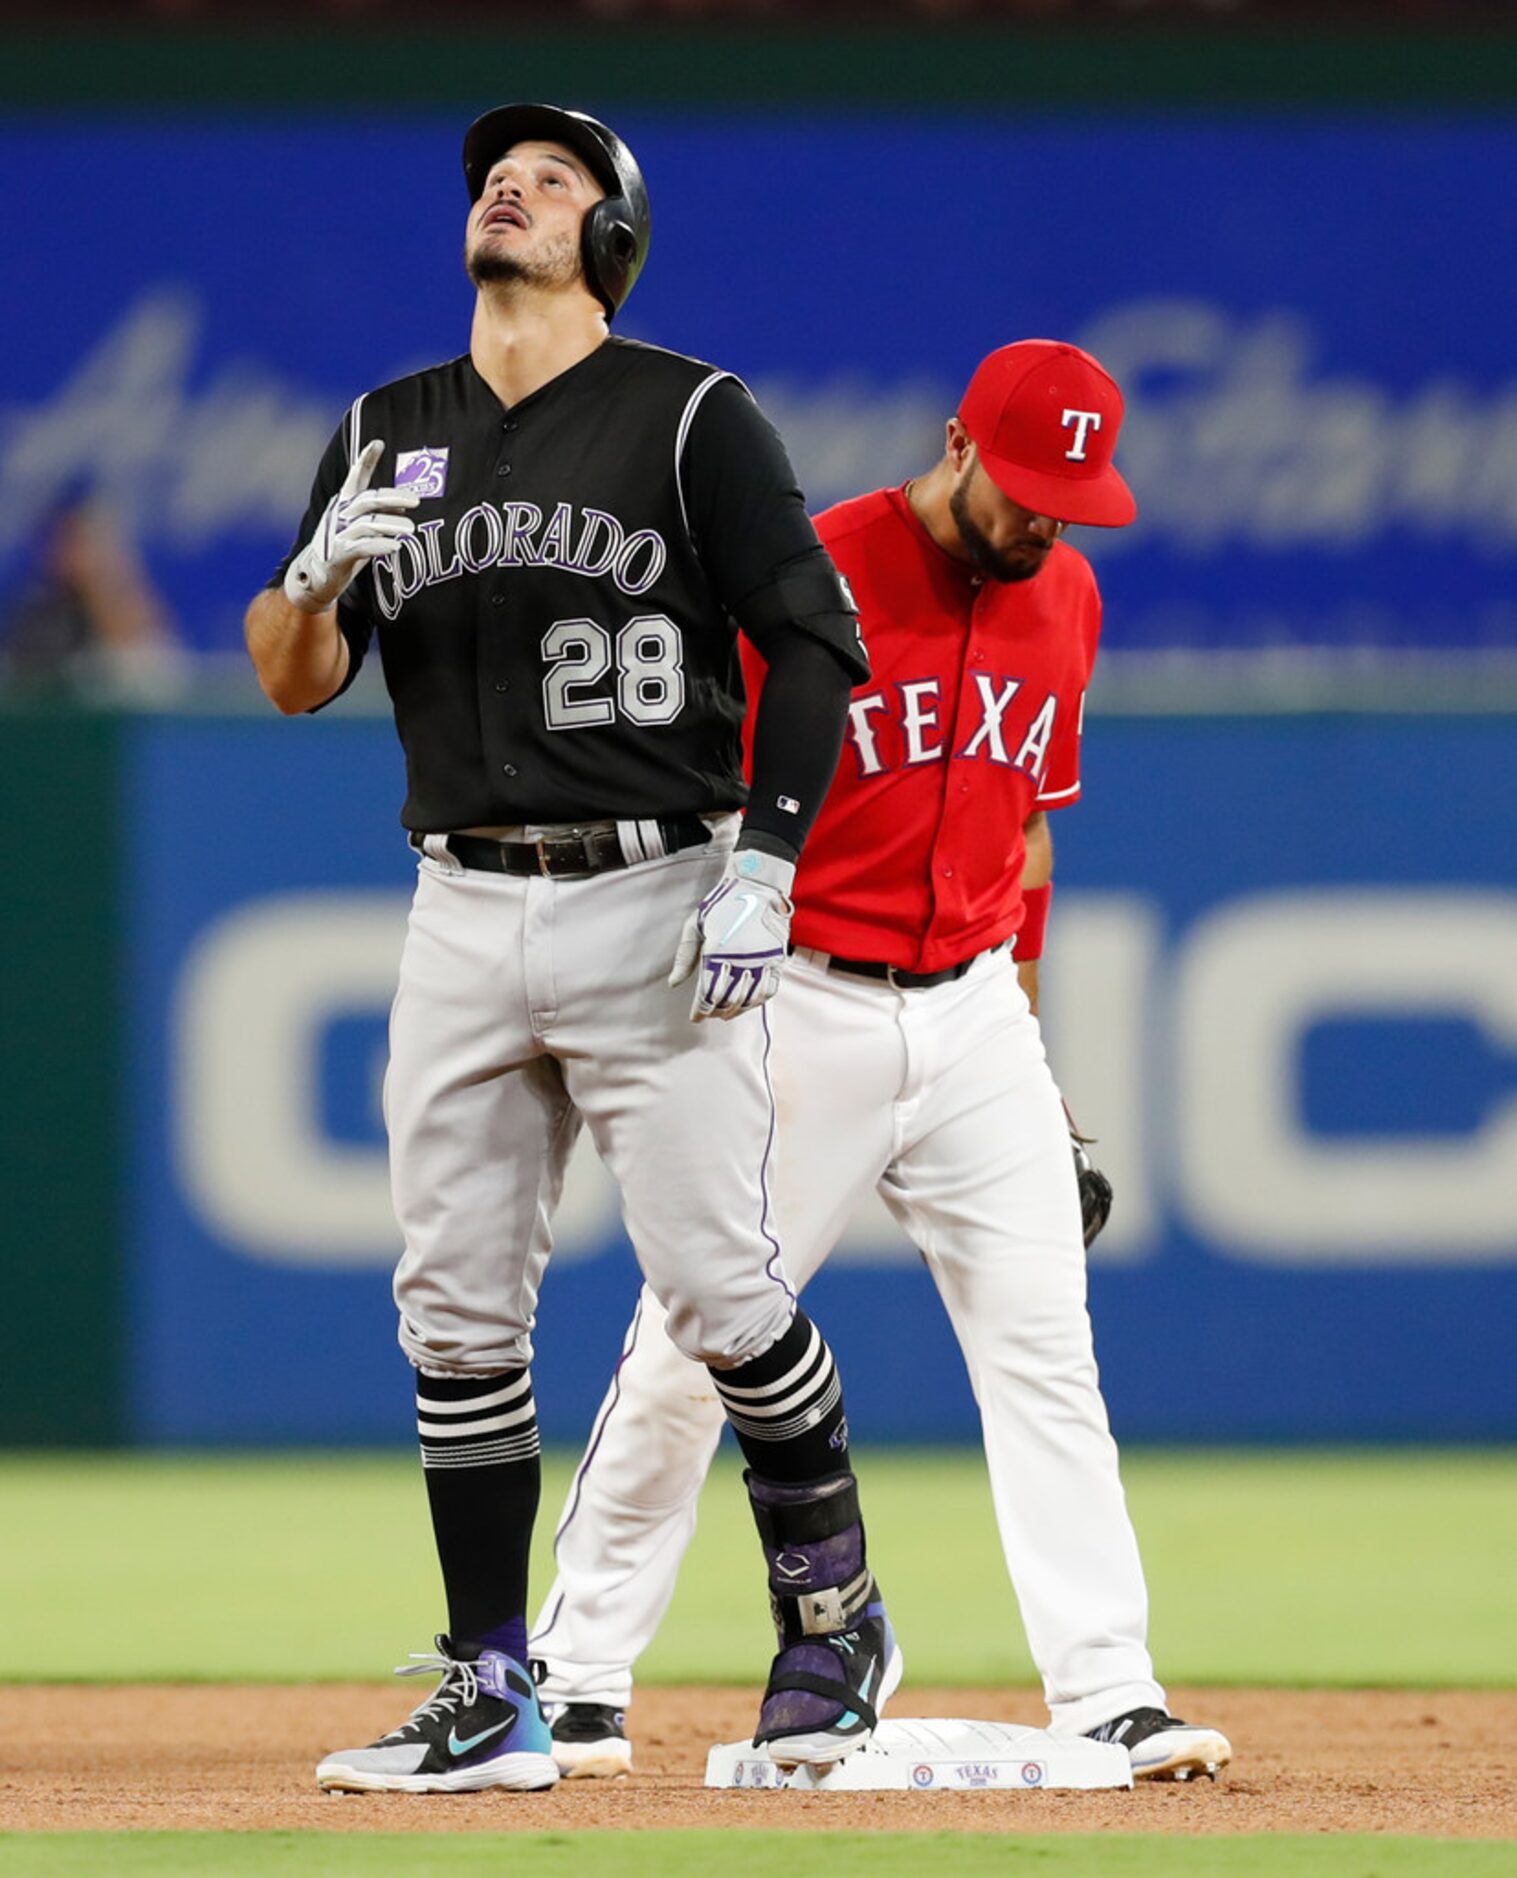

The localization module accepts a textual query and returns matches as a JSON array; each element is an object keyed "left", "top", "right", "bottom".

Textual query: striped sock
[
  {"left": 416, "top": 1368, "right": 540, "bottom": 1651},
  {"left": 709, "top": 1309, "right": 850, "bottom": 1482}
]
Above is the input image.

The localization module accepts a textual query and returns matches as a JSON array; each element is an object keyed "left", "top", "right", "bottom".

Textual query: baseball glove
[{"left": 1063, "top": 1097, "right": 1114, "bottom": 1249}]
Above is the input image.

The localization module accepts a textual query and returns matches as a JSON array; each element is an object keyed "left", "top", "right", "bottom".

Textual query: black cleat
[
  {"left": 1085, "top": 1705, "right": 1233, "bottom": 1782},
  {"left": 548, "top": 1700, "right": 633, "bottom": 1778}
]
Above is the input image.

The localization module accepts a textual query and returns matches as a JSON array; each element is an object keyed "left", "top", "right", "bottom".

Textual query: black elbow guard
[{"left": 736, "top": 549, "right": 870, "bottom": 683}]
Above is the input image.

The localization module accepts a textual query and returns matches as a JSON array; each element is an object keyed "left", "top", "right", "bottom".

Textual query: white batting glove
[
  {"left": 283, "top": 439, "right": 419, "bottom": 613},
  {"left": 670, "top": 848, "right": 796, "bottom": 1022}
]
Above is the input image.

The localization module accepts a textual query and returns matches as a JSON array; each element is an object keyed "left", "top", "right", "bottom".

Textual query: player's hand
[
  {"left": 283, "top": 439, "right": 420, "bottom": 613},
  {"left": 1063, "top": 1098, "right": 1114, "bottom": 1248},
  {"left": 670, "top": 847, "right": 795, "bottom": 1022}
]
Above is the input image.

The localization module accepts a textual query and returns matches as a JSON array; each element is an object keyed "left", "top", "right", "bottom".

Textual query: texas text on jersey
[{"left": 744, "top": 486, "right": 1099, "bottom": 976}]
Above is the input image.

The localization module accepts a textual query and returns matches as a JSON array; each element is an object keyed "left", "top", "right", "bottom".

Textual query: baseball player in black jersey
[{"left": 245, "top": 104, "right": 895, "bottom": 1794}]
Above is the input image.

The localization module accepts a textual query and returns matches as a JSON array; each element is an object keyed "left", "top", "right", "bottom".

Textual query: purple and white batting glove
[
  {"left": 283, "top": 438, "right": 420, "bottom": 613},
  {"left": 670, "top": 847, "right": 796, "bottom": 1023}
]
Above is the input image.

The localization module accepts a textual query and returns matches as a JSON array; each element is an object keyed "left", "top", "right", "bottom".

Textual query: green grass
[
  {"left": 2, "top": 1449, "right": 1514, "bottom": 1686},
  {"left": 2, "top": 1836, "right": 1514, "bottom": 1876}
]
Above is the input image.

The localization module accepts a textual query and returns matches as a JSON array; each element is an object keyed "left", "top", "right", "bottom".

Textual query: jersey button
[
  {"left": 502, "top": 764, "right": 518, "bottom": 777},
  {"left": 497, "top": 464, "right": 512, "bottom": 476},
  {"left": 494, "top": 680, "right": 510, "bottom": 693},
  {"left": 502, "top": 420, "right": 518, "bottom": 432},
  {"left": 941, "top": 865, "right": 955, "bottom": 878},
  {"left": 491, "top": 595, "right": 505, "bottom": 607}
]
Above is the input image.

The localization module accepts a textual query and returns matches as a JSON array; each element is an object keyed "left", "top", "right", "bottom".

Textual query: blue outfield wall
[
  {"left": 3, "top": 115, "right": 1516, "bottom": 661},
  {"left": 125, "top": 713, "right": 1517, "bottom": 1445}
]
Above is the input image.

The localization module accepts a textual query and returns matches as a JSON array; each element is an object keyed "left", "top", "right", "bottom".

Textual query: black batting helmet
[{"left": 462, "top": 103, "right": 651, "bottom": 319}]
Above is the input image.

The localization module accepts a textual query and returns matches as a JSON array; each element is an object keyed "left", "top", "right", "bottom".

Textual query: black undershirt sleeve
[
  {"left": 739, "top": 626, "right": 855, "bottom": 860},
  {"left": 683, "top": 378, "right": 869, "bottom": 860}
]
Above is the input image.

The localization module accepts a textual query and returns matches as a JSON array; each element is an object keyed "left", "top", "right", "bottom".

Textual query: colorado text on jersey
[{"left": 372, "top": 501, "right": 667, "bottom": 619}]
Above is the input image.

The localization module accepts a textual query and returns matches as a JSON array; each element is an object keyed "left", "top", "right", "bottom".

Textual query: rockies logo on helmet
[{"left": 462, "top": 102, "right": 651, "bottom": 319}]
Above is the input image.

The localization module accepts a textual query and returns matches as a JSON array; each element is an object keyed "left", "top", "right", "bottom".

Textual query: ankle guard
[{"left": 746, "top": 1469, "right": 873, "bottom": 1642}]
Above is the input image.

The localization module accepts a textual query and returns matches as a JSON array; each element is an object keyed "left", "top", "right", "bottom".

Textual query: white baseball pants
[
  {"left": 385, "top": 819, "right": 796, "bottom": 1376},
  {"left": 532, "top": 946, "right": 1166, "bottom": 1733}
]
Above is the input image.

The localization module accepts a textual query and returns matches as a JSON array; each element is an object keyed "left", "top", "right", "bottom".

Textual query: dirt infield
[{"left": 3, "top": 1686, "right": 1514, "bottom": 1837}]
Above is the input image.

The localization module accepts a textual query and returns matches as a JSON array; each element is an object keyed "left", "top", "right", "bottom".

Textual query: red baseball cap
[{"left": 958, "top": 340, "right": 1137, "bottom": 528}]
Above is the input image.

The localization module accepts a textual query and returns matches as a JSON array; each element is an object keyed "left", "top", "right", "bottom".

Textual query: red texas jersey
[{"left": 744, "top": 485, "right": 1102, "bottom": 975}]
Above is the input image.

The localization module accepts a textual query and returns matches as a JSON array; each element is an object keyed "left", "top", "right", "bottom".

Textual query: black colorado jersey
[{"left": 274, "top": 337, "right": 866, "bottom": 831}]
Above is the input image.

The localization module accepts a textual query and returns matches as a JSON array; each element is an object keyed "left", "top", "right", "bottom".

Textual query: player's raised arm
[
  {"left": 244, "top": 589, "right": 348, "bottom": 716},
  {"left": 245, "top": 435, "right": 414, "bottom": 713}
]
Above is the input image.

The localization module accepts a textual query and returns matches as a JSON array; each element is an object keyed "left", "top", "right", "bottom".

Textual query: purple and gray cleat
[
  {"left": 755, "top": 1601, "right": 903, "bottom": 1767},
  {"left": 315, "top": 1637, "right": 559, "bottom": 1793},
  {"left": 745, "top": 1470, "right": 904, "bottom": 1769}
]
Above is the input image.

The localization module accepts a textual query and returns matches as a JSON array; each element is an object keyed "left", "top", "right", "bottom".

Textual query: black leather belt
[
  {"left": 823, "top": 949, "right": 990, "bottom": 990},
  {"left": 441, "top": 816, "right": 711, "bottom": 880}
]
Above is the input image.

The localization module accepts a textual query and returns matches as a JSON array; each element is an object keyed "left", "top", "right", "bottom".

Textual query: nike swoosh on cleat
[
  {"left": 828, "top": 1658, "right": 877, "bottom": 1734},
  {"left": 447, "top": 1717, "right": 514, "bottom": 1757}
]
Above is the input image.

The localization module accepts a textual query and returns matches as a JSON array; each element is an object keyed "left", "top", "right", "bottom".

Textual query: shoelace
[{"left": 384, "top": 1651, "right": 480, "bottom": 1738}]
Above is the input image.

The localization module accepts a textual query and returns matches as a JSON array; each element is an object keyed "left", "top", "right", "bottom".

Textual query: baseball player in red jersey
[{"left": 531, "top": 340, "right": 1233, "bottom": 1784}]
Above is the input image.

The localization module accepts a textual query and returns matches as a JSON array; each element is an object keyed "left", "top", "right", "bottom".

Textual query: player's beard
[
  {"left": 465, "top": 228, "right": 582, "bottom": 293},
  {"left": 949, "top": 478, "right": 1049, "bottom": 585}
]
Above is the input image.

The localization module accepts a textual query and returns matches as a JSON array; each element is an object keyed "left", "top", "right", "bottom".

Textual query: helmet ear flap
[{"left": 581, "top": 197, "right": 642, "bottom": 320}]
